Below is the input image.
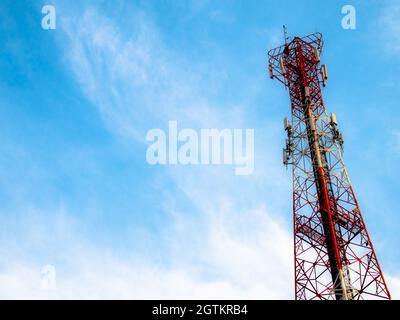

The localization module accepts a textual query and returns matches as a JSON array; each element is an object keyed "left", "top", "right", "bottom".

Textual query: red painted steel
[{"left": 268, "top": 32, "right": 391, "bottom": 300}]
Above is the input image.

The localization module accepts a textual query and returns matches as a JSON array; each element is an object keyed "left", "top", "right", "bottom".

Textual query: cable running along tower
[{"left": 268, "top": 30, "right": 391, "bottom": 300}]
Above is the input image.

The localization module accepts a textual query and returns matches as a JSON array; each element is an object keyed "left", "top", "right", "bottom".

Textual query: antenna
[{"left": 283, "top": 25, "right": 289, "bottom": 44}]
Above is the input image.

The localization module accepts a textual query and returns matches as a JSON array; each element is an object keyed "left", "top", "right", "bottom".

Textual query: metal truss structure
[{"left": 268, "top": 31, "right": 391, "bottom": 300}]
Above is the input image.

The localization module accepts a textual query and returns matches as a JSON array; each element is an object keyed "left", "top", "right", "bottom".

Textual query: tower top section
[{"left": 268, "top": 32, "right": 324, "bottom": 86}]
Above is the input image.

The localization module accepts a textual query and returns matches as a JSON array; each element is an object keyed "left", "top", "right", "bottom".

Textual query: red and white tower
[{"left": 268, "top": 30, "right": 391, "bottom": 300}]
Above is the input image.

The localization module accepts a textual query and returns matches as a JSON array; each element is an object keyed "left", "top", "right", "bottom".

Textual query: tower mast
[{"left": 268, "top": 32, "right": 391, "bottom": 300}]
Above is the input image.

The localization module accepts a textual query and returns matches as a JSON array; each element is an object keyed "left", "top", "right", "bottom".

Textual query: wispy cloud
[
  {"left": 2, "top": 1, "right": 397, "bottom": 300},
  {"left": 0, "top": 3, "right": 295, "bottom": 299},
  {"left": 0, "top": 201, "right": 292, "bottom": 299},
  {"left": 386, "top": 275, "right": 400, "bottom": 299}
]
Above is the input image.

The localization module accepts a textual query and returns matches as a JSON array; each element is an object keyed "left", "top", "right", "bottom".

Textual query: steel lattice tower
[{"left": 268, "top": 31, "right": 391, "bottom": 300}]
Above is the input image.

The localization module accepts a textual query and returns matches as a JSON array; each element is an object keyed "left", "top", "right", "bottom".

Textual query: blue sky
[{"left": 0, "top": 0, "right": 399, "bottom": 298}]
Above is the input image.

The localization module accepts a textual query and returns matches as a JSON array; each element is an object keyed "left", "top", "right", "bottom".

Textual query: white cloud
[
  {"left": 0, "top": 202, "right": 292, "bottom": 299},
  {"left": 0, "top": 4, "right": 294, "bottom": 299},
  {"left": 386, "top": 275, "right": 400, "bottom": 300}
]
